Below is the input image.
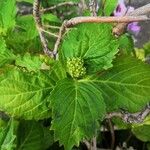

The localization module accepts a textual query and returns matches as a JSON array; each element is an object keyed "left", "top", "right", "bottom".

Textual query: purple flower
[
  {"left": 114, "top": 0, "right": 127, "bottom": 17},
  {"left": 114, "top": 0, "right": 141, "bottom": 35},
  {"left": 127, "top": 22, "right": 141, "bottom": 35}
]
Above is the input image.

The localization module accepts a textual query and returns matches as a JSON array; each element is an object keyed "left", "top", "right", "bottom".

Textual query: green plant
[{"left": 0, "top": 0, "right": 150, "bottom": 150}]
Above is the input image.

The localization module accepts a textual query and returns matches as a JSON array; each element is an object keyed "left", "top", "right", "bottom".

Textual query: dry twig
[
  {"left": 34, "top": 1, "right": 150, "bottom": 59},
  {"left": 106, "top": 103, "right": 150, "bottom": 124},
  {"left": 33, "top": 0, "right": 53, "bottom": 57},
  {"left": 53, "top": 15, "right": 149, "bottom": 56},
  {"left": 65, "top": 16, "right": 149, "bottom": 27},
  {"left": 113, "top": 3, "right": 150, "bottom": 36},
  {"left": 43, "top": 25, "right": 60, "bottom": 29},
  {"left": 39, "top": 27, "right": 59, "bottom": 38},
  {"left": 53, "top": 21, "right": 67, "bottom": 58},
  {"left": 89, "top": 0, "right": 98, "bottom": 16}
]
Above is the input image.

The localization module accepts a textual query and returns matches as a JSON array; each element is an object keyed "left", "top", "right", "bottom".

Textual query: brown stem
[
  {"left": 33, "top": 0, "right": 53, "bottom": 57},
  {"left": 65, "top": 16, "right": 149, "bottom": 27},
  {"left": 53, "top": 16, "right": 148, "bottom": 57},
  {"left": 53, "top": 21, "right": 67, "bottom": 58},
  {"left": 52, "top": 14, "right": 149, "bottom": 57},
  {"left": 106, "top": 103, "right": 150, "bottom": 124},
  {"left": 113, "top": 3, "right": 150, "bottom": 36}
]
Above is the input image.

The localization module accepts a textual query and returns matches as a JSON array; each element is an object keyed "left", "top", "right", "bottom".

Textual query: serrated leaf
[
  {"left": 0, "top": 69, "right": 52, "bottom": 120},
  {"left": 0, "top": 119, "right": 18, "bottom": 150},
  {"left": 60, "top": 24, "right": 119, "bottom": 73},
  {"left": 84, "top": 56, "right": 150, "bottom": 112},
  {"left": 0, "top": 61, "right": 66, "bottom": 120},
  {"left": 0, "top": 37, "right": 16, "bottom": 67},
  {"left": 15, "top": 53, "right": 43, "bottom": 72},
  {"left": 0, "top": 0, "right": 16, "bottom": 34},
  {"left": 17, "top": 121, "right": 54, "bottom": 150},
  {"left": 50, "top": 79, "right": 106, "bottom": 150}
]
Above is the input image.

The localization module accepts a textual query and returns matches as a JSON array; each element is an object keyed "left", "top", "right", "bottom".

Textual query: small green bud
[{"left": 67, "top": 57, "right": 86, "bottom": 78}]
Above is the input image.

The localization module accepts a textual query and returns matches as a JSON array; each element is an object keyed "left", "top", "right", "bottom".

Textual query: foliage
[
  {"left": 0, "top": 0, "right": 150, "bottom": 150},
  {"left": 0, "top": 0, "right": 16, "bottom": 35}
]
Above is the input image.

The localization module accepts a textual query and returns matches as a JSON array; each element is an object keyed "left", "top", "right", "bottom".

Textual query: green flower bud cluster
[{"left": 67, "top": 57, "right": 86, "bottom": 78}]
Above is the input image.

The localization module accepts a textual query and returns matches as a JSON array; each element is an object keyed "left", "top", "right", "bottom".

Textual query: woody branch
[{"left": 33, "top": 1, "right": 150, "bottom": 59}]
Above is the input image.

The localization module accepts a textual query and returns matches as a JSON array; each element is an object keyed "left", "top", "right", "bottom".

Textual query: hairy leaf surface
[
  {"left": 0, "top": 62, "right": 66, "bottom": 120},
  {"left": 50, "top": 79, "right": 106, "bottom": 150},
  {"left": 82, "top": 56, "right": 150, "bottom": 112},
  {"left": 61, "top": 24, "right": 119, "bottom": 73}
]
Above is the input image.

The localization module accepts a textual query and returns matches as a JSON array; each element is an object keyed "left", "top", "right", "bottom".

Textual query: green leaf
[
  {"left": 15, "top": 15, "right": 38, "bottom": 42},
  {"left": 0, "top": 119, "right": 18, "bottom": 150},
  {"left": 143, "top": 41, "right": 150, "bottom": 56},
  {"left": 82, "top": 56, "right": 150, "bottom": 112},
  {"left": 0, "top": 37, "right": 16, "bottom": 67},
  {"left": 50, "top": 79, "right": 106, "bottom": 150},
  {"left": 0, "top": 119, "right": 6, "bottom": 128},
  {"left": 60, "top": 24, "right": 119, "bottom": 73},
  {"left": 0, "top": 62, "right": 66, "bottom": 120},
  {"left": 112, "top": 118, "right": 131, "bottom": 130},
  {"left": 5, "top": 14, "right": 56, "bottom": 54},
  {"left": 104, "top": 0, "right": 118, "bottom": 16},
  {"left": 42, "top": 14, "right": 60, "bottom": 23},
  {"left": 15, "top": 53, "right": 43, "bottom": 72},
  {"left": 135, "top": 48, "right": 145, "bottom": 61},
  {"left": 0, "top": 69, "right": 51, "bottom": 120},
  {"left": 119, "top": 34, "right": 134, "bottom": 55},
  {"left": 0, "top": 0, "right": 16, "bottom": 34},
  {"left": 132, "top": 125, "right": 150, "bottom": 142},
  {"left": 16, "top": 121, "right": 54, "bottom": 150},
  {"left": 98, "top": 0, "right": 118, "bottom": 16},
  {"left": 5, "top": 15, "right": 38, "bottom": 53}
]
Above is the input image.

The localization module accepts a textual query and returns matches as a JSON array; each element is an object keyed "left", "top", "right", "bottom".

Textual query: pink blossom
[
  {"left": 114, "top": 0, "right": 127, "bottom": 17},
  {"left": 114, "top": 0, "right": 141, "bottom": 35},
  {"left": 127, "top": 22, "right": 141, "bottom": 35}
]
